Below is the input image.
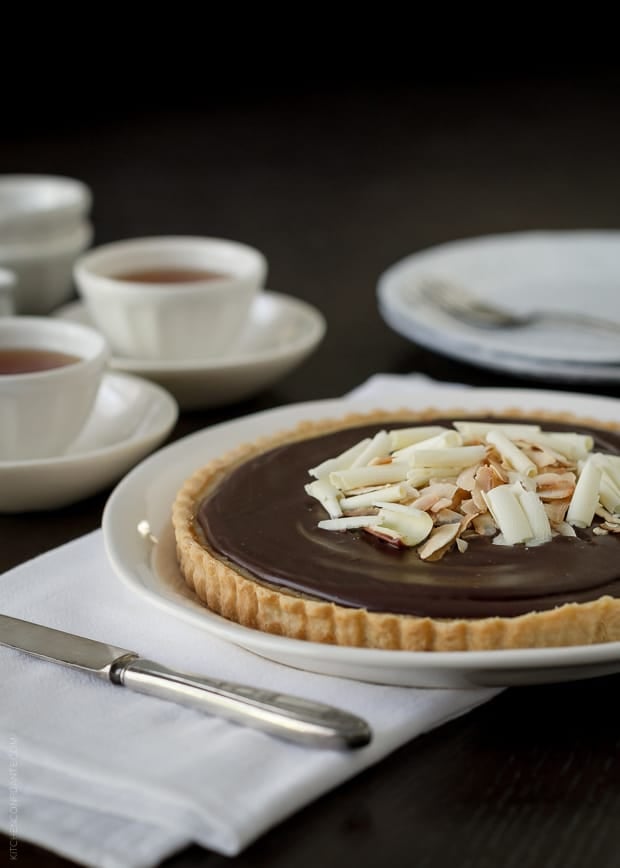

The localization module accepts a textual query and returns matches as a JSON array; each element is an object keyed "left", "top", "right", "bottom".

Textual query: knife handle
[{"left": 112, "top": 656, "right": 371, "bottom": 750}]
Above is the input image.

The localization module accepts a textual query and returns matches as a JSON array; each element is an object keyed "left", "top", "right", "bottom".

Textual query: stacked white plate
[{"left": 377, "top": 231, "right": 620, "bottom": 382}]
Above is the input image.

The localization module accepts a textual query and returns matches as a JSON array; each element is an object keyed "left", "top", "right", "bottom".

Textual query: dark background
[
  {"left": 4, "top": 59, "right": 620, "bottom": 399},
  {"left": 3, "top": 56, "right": 620, "bottom": 867}
]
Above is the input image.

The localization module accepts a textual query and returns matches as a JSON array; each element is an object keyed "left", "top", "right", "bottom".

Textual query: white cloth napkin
[{"left": 0, "top": 374, "right": 496, "bottom": 868}]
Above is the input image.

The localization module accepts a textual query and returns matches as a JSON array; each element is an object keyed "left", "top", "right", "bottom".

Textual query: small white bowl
[
  {"left": 74, "top": 236, "right": 267, "bottom": 360},
  {"left": 0, "top": 316, "right": 108, "bottom": 460},
  {"left": 0, "top": 174, "right": 92, "bottom": 243},
  {"left": 0, "top": 222, "right": 93, "bottom": 313}
]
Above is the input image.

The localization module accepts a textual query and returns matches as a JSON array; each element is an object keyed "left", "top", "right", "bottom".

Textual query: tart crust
[{"left": 172, "top": 407, "right": 620, "bottom": 651}]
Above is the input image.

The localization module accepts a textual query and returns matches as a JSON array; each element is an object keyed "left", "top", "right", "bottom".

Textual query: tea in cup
[
  {"left": 74, "top": 236, "right": 267, "bottom": 360},
  {"left": 0, "top": 317, "right": 108, "bottom": 460}
]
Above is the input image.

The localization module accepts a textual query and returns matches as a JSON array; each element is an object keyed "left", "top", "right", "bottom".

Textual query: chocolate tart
[{"left": 172, "top": 409, "right": 620, "bottom": 651}]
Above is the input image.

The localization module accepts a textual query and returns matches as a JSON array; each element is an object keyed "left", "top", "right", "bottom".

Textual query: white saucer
[
  {"left": 377, "top": 231, "right": 620, "bottom": 381},
  {"left": 0, "top": 372, "right": 178, "bottom": 512},
  {"left": 56, "top": 291, "right": 326, "bottom": 409}
]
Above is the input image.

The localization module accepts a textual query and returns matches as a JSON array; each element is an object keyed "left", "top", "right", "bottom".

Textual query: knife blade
[{"left": 0, "top": 613, "right": 371, "bottom": 749}]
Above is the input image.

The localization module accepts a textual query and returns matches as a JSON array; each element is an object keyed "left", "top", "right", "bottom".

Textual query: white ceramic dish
[
  {"left": 103, "top": 388, "right": 620, "bottom": 688},
  {"left": 0, "top": 372, "right": 178, "bottom": 512},
  {"left": 0, "top": 174, "right": 91, "bottom": 242},
  {"left": 56, "top": 291, "right": 326, "bottom": 409},
  {"left": 377, "top": 231, "right": 620, "bottom": 379},
  {"left": 74, "top": 235, "right": 267, "bottom": 360},
  {"left": 0, "top": 222, "right": 93, "bottom": 314},
  {"left": 0, "top": 316, "right": 109, "bottom": 461}
]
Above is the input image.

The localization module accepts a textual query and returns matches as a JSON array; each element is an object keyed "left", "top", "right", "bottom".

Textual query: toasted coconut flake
[
  {"left": 543, "top": 498, "right": 571, "bottom": 524},
  {"left": 536, "top": 471, "right": 577, "bottom": 489},
  {"left": 411, "top": 482, "right": 458, "bottom": 513},
  {"left": 456, "top": 463, "right": 479, "bottom": 491},
  {"left": 460, "top": 498, "right": 480, "bottom": 516},
  {"left": 459, "top": 510, "right": 481, "bottom": 533},
  {"left": 487, "top": 456, "right": 511, "bottom": 482},
  {"left": 475, "top": 465, "right": 501, "bottom": 492},
  {"left": 472, "top": 512, "right": 497, "bottom": 536},
  {"left": 595, "top": 504, "right": 620, "bottom": 524},
  {"left": 417, "top": 523, "right": 461, "bottom": 561},
  {"left": 520, "top": 440, "right": 573, "bottom": 469},
  {"left": 456, "top": 537, "right": 469, "bottom": 553},
  {"left": 435, "top": 508, "right": 464, "bottom": 525},
  {"left": 363, "top": 525, "right": 406, "bottom": 547}
]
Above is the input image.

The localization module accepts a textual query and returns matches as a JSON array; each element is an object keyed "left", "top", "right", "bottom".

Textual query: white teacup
[
  {"left": 0, "top": 174, "right": 92, "bottom": 243},
  {"left": 74, "top": 236, "right": 267, "bottom": 360},
  {"left": 0, "top": 175, "right": 93, "bottom": 313},
  {"left": 0, "top": 317, "right": 108, "bottom": 461},
  {"left": 0, "top": 268, "right": 15, "bottom": 316}
]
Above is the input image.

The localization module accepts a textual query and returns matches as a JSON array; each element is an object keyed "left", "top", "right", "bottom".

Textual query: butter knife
[{"left": 0, "top": 613, "right": 371, "bottom": 749}]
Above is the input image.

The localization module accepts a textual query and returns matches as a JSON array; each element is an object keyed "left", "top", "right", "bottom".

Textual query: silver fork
[{"left": 418, "top": 278, "right": 620, "bottom": 336}]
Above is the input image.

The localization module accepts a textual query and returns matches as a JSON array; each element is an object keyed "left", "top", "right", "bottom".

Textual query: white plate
[
  {"left": 377, "top": 231, "right": 620, "bottom": 379},
  {"left": 0, "top": 372, "right": 178, "bottom": 512},
  {"left": 103, "top": 387, "right": 620, "bottom": 688},
  {"left": 56, "top": 291, "right": 326, "bottom": 409}
]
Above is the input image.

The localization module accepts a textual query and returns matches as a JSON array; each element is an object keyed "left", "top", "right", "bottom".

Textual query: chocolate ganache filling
[{"left": 197, "top": 418, "right": 620, "bottom": 619}]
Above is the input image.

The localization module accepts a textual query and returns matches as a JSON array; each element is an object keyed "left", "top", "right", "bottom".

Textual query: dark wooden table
[{"left": 3, "top": 70, "right": 620, "bottom": 867}]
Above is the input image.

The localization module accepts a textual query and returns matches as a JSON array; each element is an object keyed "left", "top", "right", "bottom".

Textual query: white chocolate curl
[
  {"left": 486, "top": 430, "right": 537, "bottom": 477},
  {"left": 388, "top": 425, "right": 448, "bottom": 451},
  {"left": 329, "top": 463, "right": 409, "bottom": 491},
  {"left": 392, "top": 430, "right": 461, "bottom": 461},
  {"left": 377, "top": 505, "right": 434, "bottom": 547},
  {"left": 310, "top": 419, "right": 619, "bottom": 556},
  {"left": 567, "top": 456, "right": 602, "bottom": 528},
  {"left": 318, "top": 515, "right": 378, "bottom": 531},
  {"left": 304, "top": 479, "right": 342, "bottom": 518},
  {"left": 527, "top": 431, "right": 593, "bottom": 461},
  {"left": 483, "top": 485, "right": 533, "bottom": 545},
  {"left": 309, "top": 438, "right": 371, "bottom": 479},
  {"left": 351, "top": 429, "right": 392, "bottom": 467},
  {"left": 409, "top": 444, "right": 486, "bottom": 469},
  {"left": 340, "top": 482, "right": 414, "bottom": 511},
  {"left": 515, "top": 488, "right": 552, "bottom": 544},
  {"left": 454, "top": 421, "right": 541, "bottom": 442}
]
